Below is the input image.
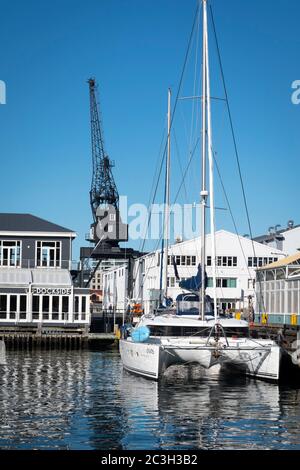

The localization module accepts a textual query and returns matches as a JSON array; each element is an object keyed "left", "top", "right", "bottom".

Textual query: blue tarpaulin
[{"left": 179, "top": 264, "right": 207, "bottom": 292}]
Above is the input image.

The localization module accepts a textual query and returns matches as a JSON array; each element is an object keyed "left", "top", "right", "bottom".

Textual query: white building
[
  {"left": 102, "top": 230, "right": 284, "bottom": 315},
  {"left": 90, "top": 259, "right": 128, "bottom": 291},
  {"left": 254, "top": 220, "right": 300, "bottom": 256},
  {"left": 102, "top": 262, "right": 129, "bottom": 312}
]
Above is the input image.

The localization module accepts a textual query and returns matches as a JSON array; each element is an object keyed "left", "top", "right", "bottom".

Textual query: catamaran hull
[
  {"left": 120, "top": 337, "right": 281, "bottom": 382},
  {"left": 220, "top": 345, "right": 281, "bottom": 381},
  {"left": 163, "top": 342, "right": 281, "bottom": 381},
  {"left": 119, "top": 339, "right": 173, "bottom": 380}
]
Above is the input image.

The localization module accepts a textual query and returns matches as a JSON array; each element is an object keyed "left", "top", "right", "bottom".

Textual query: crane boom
[{"left": 88, "top": 78, "right": 119, "bottom": 222}]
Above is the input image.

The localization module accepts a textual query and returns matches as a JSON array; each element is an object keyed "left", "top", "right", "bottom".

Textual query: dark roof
[
  {"left": 253, "top": 234, "right": 285, "bottom": 243},
  {"left": 253, "top": 224, "right": 300, "bottom": 243},
  {"left": 0, "top": 213, "right": 75, "bottom": 234}
]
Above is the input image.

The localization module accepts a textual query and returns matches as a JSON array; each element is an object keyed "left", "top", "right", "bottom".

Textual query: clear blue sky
[{"left": 0, "top": 0, "right": 299, "bottom": 258}]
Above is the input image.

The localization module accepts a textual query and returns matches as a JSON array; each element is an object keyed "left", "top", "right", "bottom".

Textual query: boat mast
[
  {"left": 200, "top": 0, "right": 208, "bottom": 320},
  {"left": 159, "top": 88, "right": 172, "bottom": 306},
  {"left": 204, "top": 0, "right": 218, "bottom": 322},
  {"left": 163, "top": 88, "right": 172, "bottom": 301}
]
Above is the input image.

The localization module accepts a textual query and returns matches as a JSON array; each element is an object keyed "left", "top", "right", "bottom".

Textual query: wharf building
[
  {"left": 0, "top": 213, "right": 90, "bottom": 327},
  {"left": 256, "top": 252, "right": 300, "bottom": 327},
  {"left": 102, "top": 230, "right": 284, "bottom": 315}
]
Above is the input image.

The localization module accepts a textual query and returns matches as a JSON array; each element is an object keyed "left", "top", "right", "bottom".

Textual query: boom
[{"left": 88, "top": 78, "right": 119, "bottom": 222}]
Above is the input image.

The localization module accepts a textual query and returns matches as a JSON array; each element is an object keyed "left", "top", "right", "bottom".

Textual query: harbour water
[{"left": 0, "top": 349, "right": 300, "bottom": 450}]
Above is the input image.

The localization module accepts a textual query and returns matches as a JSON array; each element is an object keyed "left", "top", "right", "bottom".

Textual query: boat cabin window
[{"left": 148, "top": 326, "right": 249, "bottom": 338}]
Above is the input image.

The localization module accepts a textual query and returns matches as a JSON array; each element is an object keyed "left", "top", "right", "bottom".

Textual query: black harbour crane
[
  {"left": 78, "top": 78, "right": 143, "bottom": 297},
  {"left": 88, "top": 78, "right": 119, "bottom": 221},
  {"left": 86, "top": 78, "right": 127, "bottom": 247}
]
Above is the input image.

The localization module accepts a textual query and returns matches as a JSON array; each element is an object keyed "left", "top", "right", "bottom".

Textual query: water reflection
[
  {"left": 0, "top": 351, "right": 300, "bottom": 449},
  {"left": 0, "top": 340, "right": 5, "bottom": 365},
  {"left": 0, "top": 350, "right": 93, "bottom": 449},
  {"left": 119, "top": 365, "right": 300, "bottom": 450}
]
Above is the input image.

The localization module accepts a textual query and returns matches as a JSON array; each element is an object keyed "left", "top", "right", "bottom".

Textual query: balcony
[{"left": 0, "top": 259, "right": 80, "bottom": 270}]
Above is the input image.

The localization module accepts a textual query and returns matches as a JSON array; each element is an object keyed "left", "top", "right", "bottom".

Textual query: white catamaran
[{"left": 120, "top": 0, "right": 281, "bottom": 382}]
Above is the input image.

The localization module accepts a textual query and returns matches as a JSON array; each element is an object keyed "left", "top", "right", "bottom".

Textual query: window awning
[
  {"left": 0, "top": 268, "right": 32, "bottom": 285},
  {"left": 31, "top": 269, "right": 72, "bottom": 286},
  {"left": 0, "top": 269, "right": 72, "bottom": 287}
]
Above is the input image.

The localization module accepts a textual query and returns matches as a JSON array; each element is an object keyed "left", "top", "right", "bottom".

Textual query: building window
[
  {"left": 74, "top": 296, "right": 79, "bottom": 320},
  {"left": 167, "top": 277, "right": 175, "bottom": 288},
  {"left": 82, "top": 297, "right": 86, "bottom": 313},
  {"left": 0, "top": 295, "right": 7, "bottom": 319},
  {"left": 42, "top": 296, "right": 49, "bottom": 320},
  {"left": 52, "top": 296, "right": 59, "bottom": 320},
  {"left": 36, "top": 241, "right": 61, "bottom": 267},
  {"left": 208, "top": 256, "right": 237, "bottom": 267},
  {"left": 221, "top": 302, "right": 236, "bottom": 312},
  {"left": 191, "top": 256, "right": 196, "bottom": 266},
  {"left": 248, "top": 257, "right": 278, "bottom": 268},
  {"left": 75, "top": 296, "right": 79, "bottom": 313},
  {"left": 215, "top": 256, "right": 238, "bottom": 267},
  {"left": 227, "top": 278, "right": 237, "bottom": 288},
  {"left": 32, "top": 296, "right": 40, "bottom": 320},
  {"left": 62, "top": 296, "right": 69, "bottom": 312},
  {"left": 42, "top": 296, "right": 49, "bottom": 313},
  {"left": 20, "top": 295, "right": 27, "bottom": 320},
  {"left": 207, "top": 277, "right": 237, "bottom": 288},
  {"left": 9, "top": 295, "right": 17, "bottom": 319},
  {"left": 0, "top": 241, "right": 21, "bottom": 267},
  {"left": 52, "top": 296, "right": 59, "bottom": 313}
]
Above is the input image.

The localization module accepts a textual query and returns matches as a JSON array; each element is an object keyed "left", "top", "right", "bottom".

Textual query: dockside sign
[{"left": 32, "top": 287, "right": 72, "bottom": 295}]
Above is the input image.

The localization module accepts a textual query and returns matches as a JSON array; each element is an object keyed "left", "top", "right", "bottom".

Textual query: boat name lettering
[{"left": 146, "top": 348, "right": 155, "bottom": 355}]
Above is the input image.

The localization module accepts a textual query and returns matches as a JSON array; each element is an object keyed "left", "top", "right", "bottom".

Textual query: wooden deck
[{"left": 0, "top": 326, "right": 117, "bottom": 349}]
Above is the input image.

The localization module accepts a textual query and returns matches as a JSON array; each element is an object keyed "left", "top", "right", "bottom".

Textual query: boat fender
[{"left": 131, "top": 326, "right": 150, "bottom": 343}]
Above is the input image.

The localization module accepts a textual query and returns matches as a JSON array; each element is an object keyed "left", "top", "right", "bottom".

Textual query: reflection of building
[
  {"left": 103, "top": 230, "right": 284, "bottom": 314},
  {"left": 0, "top": 213, "right": 90, "bottom": 327},
  {"left": 256, "top": 252, "right": 300, "bottom": 326}
]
